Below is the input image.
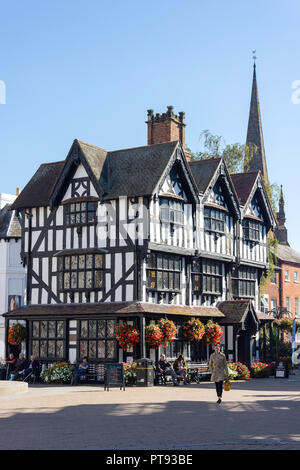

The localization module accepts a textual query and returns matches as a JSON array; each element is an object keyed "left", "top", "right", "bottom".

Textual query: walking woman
[{"left": 209, "top": 343, "right": 229, "bottom": 404}]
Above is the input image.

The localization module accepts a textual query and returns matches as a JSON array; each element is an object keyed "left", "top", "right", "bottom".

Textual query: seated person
[
  {"left": 157, "top": 354, "right": 178, "bottom": 386},
  {"left": 22, "top": 355, "right": 40, "bottom": 382},
  {"left": 173, "top": 354, "right": 188, "bottom": 384},
  {"left": 4, "top": 353, "right": 16, "bottom": 380},
  {"left": 73, "top": 356, "right": 89, "bottom": 385},
  {"left": 9, "top": 353, "right": 27, "bottom": 381}
]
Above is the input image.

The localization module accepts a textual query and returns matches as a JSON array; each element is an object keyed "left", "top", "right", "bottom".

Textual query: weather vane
[{"left": 252, "top": 50, "right": 257, "bottom": 65}]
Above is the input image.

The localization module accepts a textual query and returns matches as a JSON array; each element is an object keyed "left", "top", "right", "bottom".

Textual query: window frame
[
  {"left": 232, "top": 266, "right": 256, "bottom": 299},
  {"left": 77, "top": 319, "right": 117, "bottom": 362},
  {"left": 242, "top": 218, "right": 260, "bottom": 243},
  {"left": 146, "top": 253, "right": 182, "bottom": 292},
  {"left": 64, "top": 200, "right": 97, "bottom": 227},
  {"left": 191, "top": 258, "right": 223, "bottom": 295},
  {"left": 57, "top": 253, "right": 104, "bottom": 293},
  {"left": 30, "top": 320, "right": 66, "bottom": 361},
  {"left": 204, "top": 206, "right": 226, "bottom": 234}
]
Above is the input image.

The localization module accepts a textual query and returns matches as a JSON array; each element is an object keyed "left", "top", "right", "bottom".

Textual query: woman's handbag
[{"left": 224, "top": 379, "right": 231, "bottom": 391}]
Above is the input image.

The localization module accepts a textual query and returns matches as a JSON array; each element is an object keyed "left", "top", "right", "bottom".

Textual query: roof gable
[{"left": 189, "top": 158, "right": 240, "bottom": 219}]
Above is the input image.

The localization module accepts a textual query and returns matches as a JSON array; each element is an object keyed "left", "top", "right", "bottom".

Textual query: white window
[
  {"left": 271, "top": 298, "right": 277, "bottom": 311},
  {"left": 295, "top": 298, "right": 299, "bottom": 317},
  {"left": 285, "top": 270, "right": 290, "bottom": 282},
  {"left": 294, "top": 271, "right": 299, "bottom": 283},
  {"left": 286, "top": 296, "right": 291, "bottom": 312}
]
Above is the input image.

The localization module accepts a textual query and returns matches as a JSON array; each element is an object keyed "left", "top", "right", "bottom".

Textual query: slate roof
[
  {"left": 11, "top": 161, "right": 65, "bottom": 210},
  {"left": 188, "top": 158, "right": 221, "bottom": 194},
  {"left": 217, "top": 300, "right": 258, "bottom": 324},
  {"left": 3, "top": 301, "right": 224, "bottom": 318},
  {"left": 0, "top": 204, "right": 21, "bottom": 238},
  {"left": 101, "top": 141, "right": 179, "bottom": 199},
  {"left": 11, "top": 140, "right": 180, "bottom": 209},
  {"left": 275, "top": 244, "right": 300, "bottom": 265},
  {"left": 230, "top": 171, "right": 259, "bottom": 206}
]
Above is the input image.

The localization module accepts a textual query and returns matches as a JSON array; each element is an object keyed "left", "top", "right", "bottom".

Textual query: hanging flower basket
[
  {"left": 157, "top": 318, "right": 177, "bottom": 346},
  {"left": 204, "top": 320, "right": 223, "bottom": 346},
  {"left": 273, "top": 318, "right": 295, "bottom": 332},
  {"left": 8, "top": 323, "right": 27, "bottom": 346},
  {"left": 145, "top": 324, "right": 164, "bottom": 349},
  {"left": 182, "top": 317, "right": 205, "bottom": 342},
  {"left": 115, "top": 323, "right": 140, "bottom": 351}
]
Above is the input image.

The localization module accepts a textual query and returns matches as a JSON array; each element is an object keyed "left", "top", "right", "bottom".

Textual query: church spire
[
  {"left": 245, "top": 61, "right": 269, "bottom": 182},
  {"left": 274, "top": 185, "right": 289, "bottom": 245}
]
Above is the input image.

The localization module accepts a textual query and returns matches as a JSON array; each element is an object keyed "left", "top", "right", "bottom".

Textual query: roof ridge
[{"left": 108, "top": 140, "right": 179, "bottom": 155}]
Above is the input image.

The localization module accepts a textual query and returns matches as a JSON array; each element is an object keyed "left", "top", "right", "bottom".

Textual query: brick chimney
[{"left": 146, "top": 106, "right": 186, "bottom": 148}]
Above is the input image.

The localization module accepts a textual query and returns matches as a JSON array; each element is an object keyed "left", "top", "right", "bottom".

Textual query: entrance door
[{"left": 237, "top": 330, "right": 251, "bottom": 367}]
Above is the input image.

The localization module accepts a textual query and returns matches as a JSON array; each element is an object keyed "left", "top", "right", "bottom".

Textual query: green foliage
[{"left": 190, "top": 130, "right": 254, "bottom": 174}]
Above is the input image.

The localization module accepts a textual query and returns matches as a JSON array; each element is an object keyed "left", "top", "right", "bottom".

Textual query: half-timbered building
[{"left": 3, "top": 103, "right": 275, "bottom": 368}]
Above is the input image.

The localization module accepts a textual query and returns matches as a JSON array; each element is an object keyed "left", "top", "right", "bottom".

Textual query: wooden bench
[
  {"left": 71, "top": 363, "right": 106, "bottom": 385},
  {"left": 187, "top": 362, "right": 211, "bottom": 383},
  {"left": 154, "top": 362, "right": 187, "bottom": 386}
]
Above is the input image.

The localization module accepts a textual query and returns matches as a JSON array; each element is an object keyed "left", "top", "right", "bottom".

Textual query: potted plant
[
  {"left": 40, "top": 362, "right": 74, "bottom": 384},
  {"left": 251, "top": 361, "right": 270, "bottom": 378},
  {"left": 182, "top": 317, "right": 205, "bottom": 341},
  {"left": 115, "top": 323, "right": 140, "bottom": 351},
  {"left": 145, "top": 324, "right": 164, "bottom": 349},
  {"left": 123, "top": 362, "right": 137, "bottom": 385},
  {"left": 157, "top": 318, "right": 177, "bottom": 347}
]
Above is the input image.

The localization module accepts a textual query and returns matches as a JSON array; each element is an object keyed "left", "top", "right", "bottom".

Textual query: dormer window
[
  {"left": 242, "top": 219, "right": 260, "bottom": 242},
  {"left": 160, "top": 198, "right": 184, "bottom": 225},
  {"left": 204, "top": 207, "right": 225, "bottom": 234}
]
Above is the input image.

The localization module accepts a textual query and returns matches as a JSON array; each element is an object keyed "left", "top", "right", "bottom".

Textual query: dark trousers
[
  {"left": 74, "top": 367, "right": 87, "bottom": 385},
  {"left": 215, "top": 380, "right": 223, "bottom": 398}
]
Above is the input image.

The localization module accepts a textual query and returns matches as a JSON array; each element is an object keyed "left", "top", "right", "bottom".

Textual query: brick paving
[{"left": 0, "top": 375, "right": 300, "bottom": 450}]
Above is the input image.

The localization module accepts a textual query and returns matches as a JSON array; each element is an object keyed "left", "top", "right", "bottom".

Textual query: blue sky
[{"left": 0, "top": 0, "right": 299, "bottom": 250}]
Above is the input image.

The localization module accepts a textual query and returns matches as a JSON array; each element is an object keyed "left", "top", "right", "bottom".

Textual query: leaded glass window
[
  {"left": 204, "top": 207, "right": 226, "bottom": 233},
  {"left": 147, "top": 253, "right": 181, "bottom": 291},
  {"left": 57, "top": 253, "right": 104, "bottom": 292},
  {"left": 30, "top": 320, "right": 66, "bottom": 360},
  {"left": 78, "top": 319, "right": 117, "bottom": 361},
  {"left": 232, "top": 266, "right": 256, "bottom": 298},
  {"left": 191, "top": 258, "right": 222, "bottom": 294},
  {"left": 64, "top": 201, "right": 97, "bottom": 226}
]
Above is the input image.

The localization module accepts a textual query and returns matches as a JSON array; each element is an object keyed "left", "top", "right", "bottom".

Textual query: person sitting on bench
[
  {"left": 23, "top": 355, "right": 40, "bottom": 382},
  {"left": 158, "top": 354, "right": 178, "bottom": 386},
  {"left": 173, "top": 354, "right": 188, "bottom": 384},
  {"left": 9, "top": 353, "right": 27, "bottom": 381},
  {"left": 73, "top": 356, "right": 89, "bottom": 385}
]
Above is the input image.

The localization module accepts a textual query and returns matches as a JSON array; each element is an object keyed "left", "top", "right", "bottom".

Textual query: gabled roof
[
  {"left": 218, "top": 300, "right": 259, "bottom": 326},
  {"left": 230, "top": 171, "right": 259, "bottom": 206},
  {"left": 12, "top": 139, "right": 189, "bottom": 210},
  {"left": 0, "top": 204, "right": 21, "bottom": 238},
  {"left": 101, "top": 140, "right": 179, "bottom": 200},
  {"left": 189, "top": 158, "right": 240, "bottom": 219},
  {"left": 188, "top": 158, "right": 222, "bottom": 194}
]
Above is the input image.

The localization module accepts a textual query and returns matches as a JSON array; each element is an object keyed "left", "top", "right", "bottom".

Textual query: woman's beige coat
[{"left": 209, "top": 352, "right": 229, "bottom": 382}]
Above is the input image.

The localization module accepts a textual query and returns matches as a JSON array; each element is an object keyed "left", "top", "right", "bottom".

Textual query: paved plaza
[{"left": 0, "top": 375, "right": 300, "bottom": 450}]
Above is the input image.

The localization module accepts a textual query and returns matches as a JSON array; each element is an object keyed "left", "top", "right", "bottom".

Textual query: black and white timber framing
[{"left": 4, "top": 139, "right": 275, "bottom": 367}]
